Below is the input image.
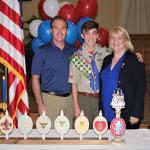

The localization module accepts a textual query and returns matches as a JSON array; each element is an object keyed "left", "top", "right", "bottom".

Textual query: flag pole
[{"left": 5, "top": 67, "right": 8, "bottom": 104}]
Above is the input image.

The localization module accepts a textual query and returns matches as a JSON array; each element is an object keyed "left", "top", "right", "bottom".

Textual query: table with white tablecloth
[{"left": 0, "top": 129, "right": 150, "bottom": 150}]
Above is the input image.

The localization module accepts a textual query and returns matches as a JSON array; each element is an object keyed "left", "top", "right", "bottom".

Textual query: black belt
[
  {"left": 42, "top": 91, "right": 70, "bottom": 97},
  {"left": 78, "top": 92, "right": 99, "bottom": 98}
]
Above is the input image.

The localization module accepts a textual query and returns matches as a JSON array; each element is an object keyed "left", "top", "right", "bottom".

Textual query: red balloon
[
  {"left": 97, "top": 27, "right": 109, "bottom": 47},
  {"left": 74, "top": 6, "right": 80, "bottom": 23},
  {"left": 58, "top": 4, "right": 77, "bottom": 23},
  {"left": 75, "top": 40, "right": 81, "bottom": 49},
  {"left": 76, "top": 0, "right": 98, "bottom": 20},
  {"left": 38, "top": 0, "right": 51, "bottom": 20}
]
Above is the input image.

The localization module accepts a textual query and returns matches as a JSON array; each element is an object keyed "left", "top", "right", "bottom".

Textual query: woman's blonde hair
[{"left": 109, "top": 26, "right": 134, "bottom": 52}]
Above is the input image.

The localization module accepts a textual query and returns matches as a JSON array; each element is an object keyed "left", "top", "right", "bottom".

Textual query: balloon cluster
[{"left": 30, "top": 0, "right": 109, "bottom": 53}]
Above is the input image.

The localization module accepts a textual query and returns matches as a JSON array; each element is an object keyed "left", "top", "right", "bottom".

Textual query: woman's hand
[{"left": 129, "top": 116, "right": 140, "bottom": 124}]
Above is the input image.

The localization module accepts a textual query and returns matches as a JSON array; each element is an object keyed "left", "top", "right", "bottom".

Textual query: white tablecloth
[{"left": 0, "top": 129, "right": 150, "bottom": 150}]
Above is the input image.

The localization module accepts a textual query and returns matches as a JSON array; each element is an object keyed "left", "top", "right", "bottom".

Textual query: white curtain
[{"left": 119, "top": 0, "right": 150, "bottom": 34}]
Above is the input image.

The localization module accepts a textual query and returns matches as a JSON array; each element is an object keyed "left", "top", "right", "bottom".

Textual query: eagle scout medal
[
  {"left": 110, "top": 118, "right": 126, "bottom": 137},
  {"left": 110, "top": 118, "right": 126, "bottom": 145}
]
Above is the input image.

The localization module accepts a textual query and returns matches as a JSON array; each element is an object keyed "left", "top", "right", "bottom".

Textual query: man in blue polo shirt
[{"left": 31, "top": 16, "right": 76, "bottom": 127}]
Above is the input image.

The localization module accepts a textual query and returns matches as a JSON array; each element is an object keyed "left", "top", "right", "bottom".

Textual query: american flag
[{"left": 0, "top": 0, "right": 29, "bottom": 127}]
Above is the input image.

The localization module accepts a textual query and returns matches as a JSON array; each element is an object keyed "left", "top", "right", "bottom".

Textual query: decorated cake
[{"left": 111, "top": 88, "right": 125, "bottom": 108}]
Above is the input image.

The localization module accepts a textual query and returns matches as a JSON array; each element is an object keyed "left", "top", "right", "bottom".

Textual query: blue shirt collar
[{"left": 50, "top": 40, "right": 70, "bottom": 51}]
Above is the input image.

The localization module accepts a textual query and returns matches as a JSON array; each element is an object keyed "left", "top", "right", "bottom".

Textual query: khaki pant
[
  {"left": 78, "top": 94, "right": 99, "bottom": 129},
  {"left": 42, "top": 93, "right": 73, "bottom": 128}
]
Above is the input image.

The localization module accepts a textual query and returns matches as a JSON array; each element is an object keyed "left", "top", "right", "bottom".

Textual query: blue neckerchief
[{"left": 89, "top": 52, "right": 99, "bottom": 93}]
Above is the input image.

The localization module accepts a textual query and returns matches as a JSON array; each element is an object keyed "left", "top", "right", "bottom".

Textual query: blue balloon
[
  {"left": 77, "top": 17, "right": 94, "bottom": 43},
  {"left": 31, "top": 37, "right": 45, "bottom": 53},
  {"left": 38, "top": 20, "right": 52, "bottom": 43},
  {"left": 65, "top": 21, "right": 77, "bottom": 45}
]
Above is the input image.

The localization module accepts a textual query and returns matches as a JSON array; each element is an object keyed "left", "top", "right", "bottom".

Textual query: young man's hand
[
  {"left": 74, "top": 104, "right": 81, "bottom": 118},
  {"left": 136, "top": 52, "right": 144, "bottom": 63}
]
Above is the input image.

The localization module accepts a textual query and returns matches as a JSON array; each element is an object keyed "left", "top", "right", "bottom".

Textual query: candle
[{"left": 2, "top": 76, "right": 6, "bottom": 102}]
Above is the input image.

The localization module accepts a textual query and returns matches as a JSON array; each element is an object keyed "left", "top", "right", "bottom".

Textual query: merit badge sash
[
  {"left": 71, "top": 51, "right": 100, "bottom": 93},
  {"left": 71, "top": 52, "right": 92, "bottom": 79}
]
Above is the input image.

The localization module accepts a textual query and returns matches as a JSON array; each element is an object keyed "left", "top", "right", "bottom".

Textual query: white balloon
[
  {"left": 29, "top": 19, "right": 42, "bottom": 37},
  {"left": 43, "top": 0, "right": 59, "bottom": 18},
  {"left": 59, "top": 1, "right": 70, "bottom": 9}
]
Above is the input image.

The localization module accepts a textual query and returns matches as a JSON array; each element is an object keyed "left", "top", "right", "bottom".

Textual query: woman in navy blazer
[{"left": 99, "top": 26, "right": 146, "bottom": 129}]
